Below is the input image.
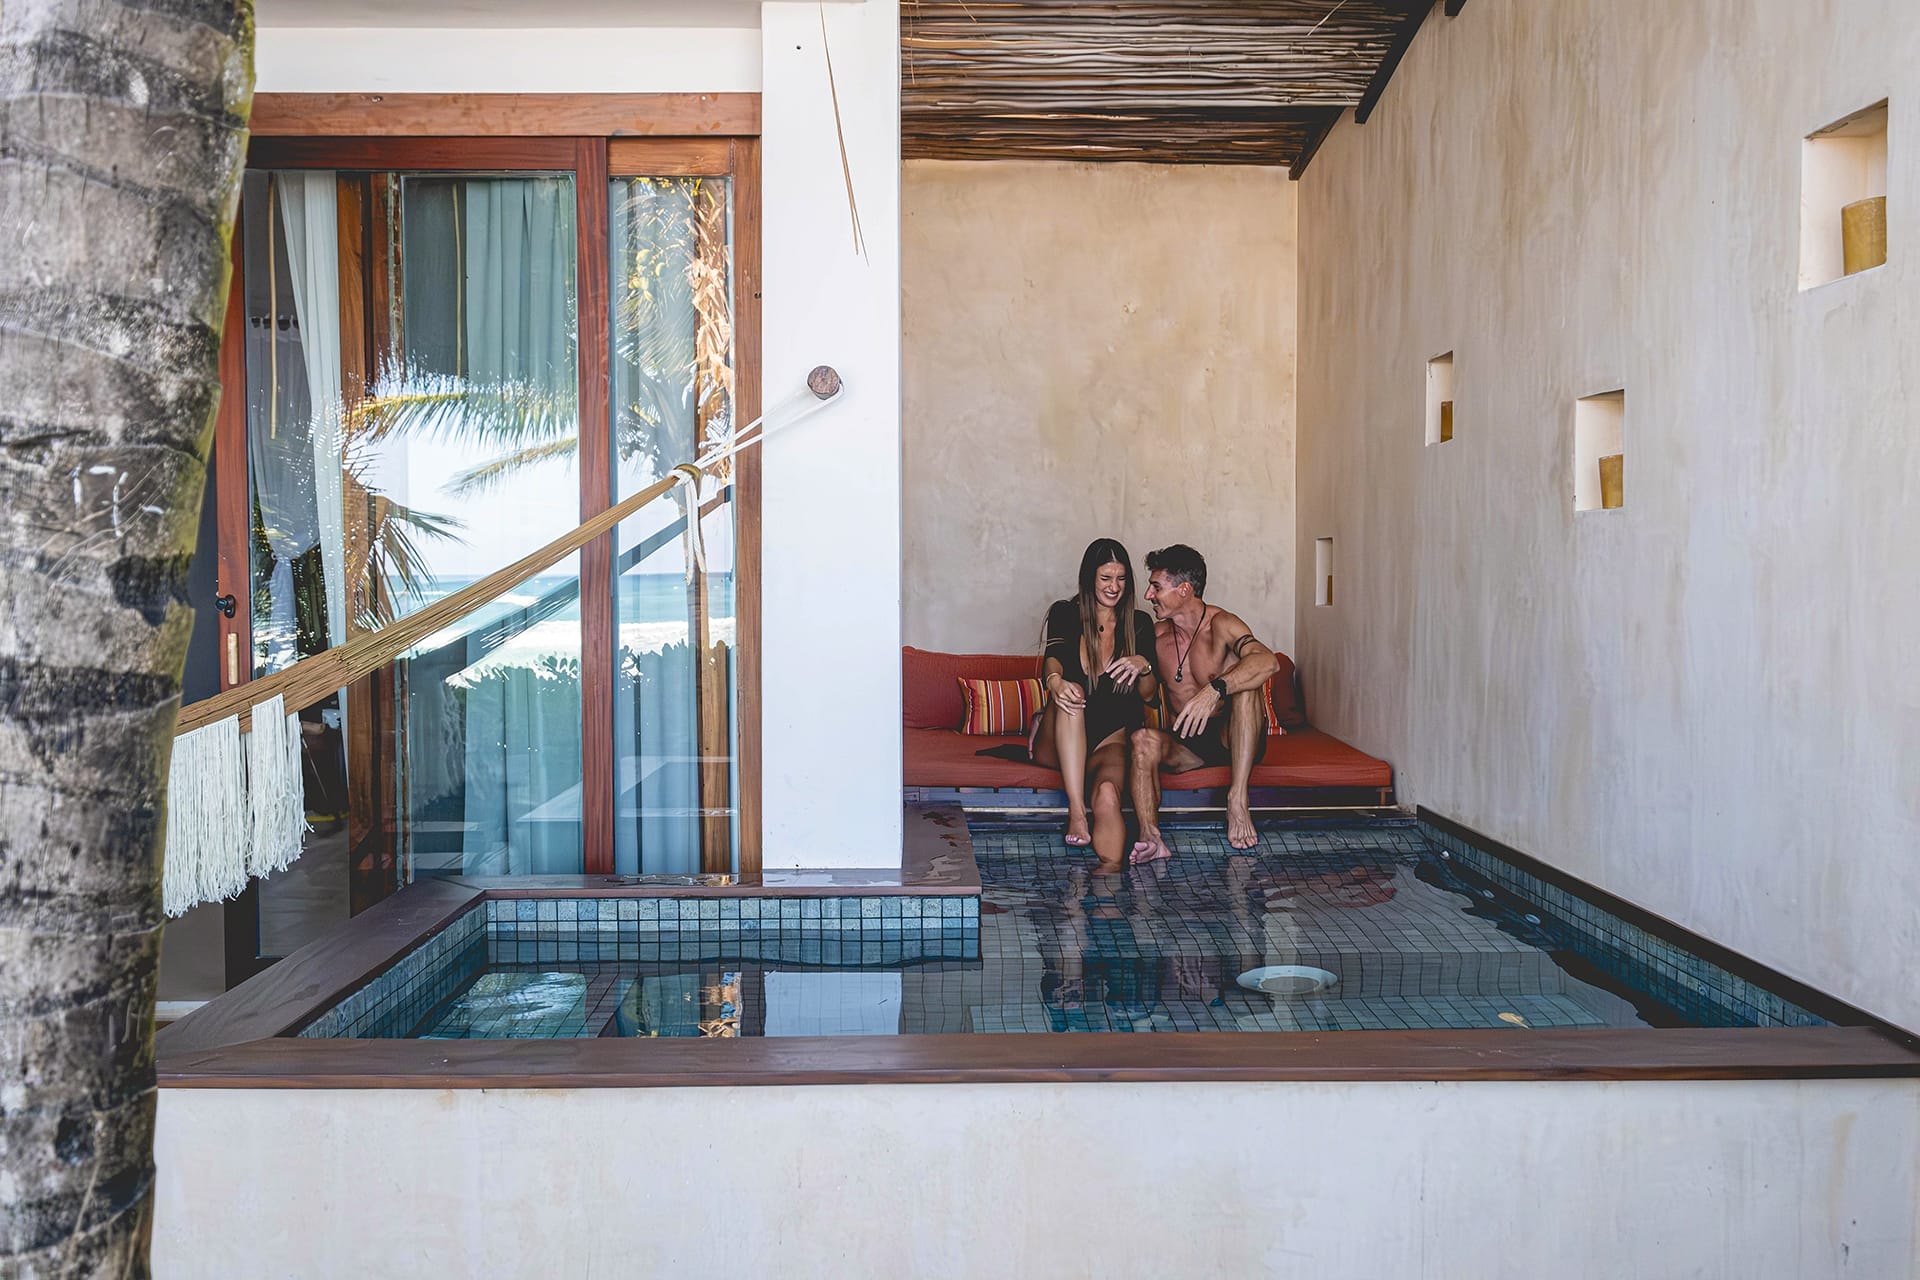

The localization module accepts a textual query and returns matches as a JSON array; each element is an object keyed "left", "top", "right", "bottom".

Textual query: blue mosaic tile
[{"left": 305, "top": 818, "right": 1833, "bottom": 1042}]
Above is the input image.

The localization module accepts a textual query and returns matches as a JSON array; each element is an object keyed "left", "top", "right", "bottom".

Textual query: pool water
[{"left": 365, "top": 818, "right": 1829, "bottom": 1040}]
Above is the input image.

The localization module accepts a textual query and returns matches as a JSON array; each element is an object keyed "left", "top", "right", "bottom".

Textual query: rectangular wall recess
[
  {"left": 1573, "top": 391, "right": 1625, "bottom": 513},
  {"left": 1800, "top": 100, "right": 1889, "bottom": 288},
  {"left": 1425, "top": 352, "right": 1455, "bottom": 445},
  {"left": 1314, "top": 537, "right": 1334, "bottom": 606}
]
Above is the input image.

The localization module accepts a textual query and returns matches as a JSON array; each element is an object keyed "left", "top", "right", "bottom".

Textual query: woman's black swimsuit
[{"left": 1044, "top": 600, "right": 1158, "bottom": 752}]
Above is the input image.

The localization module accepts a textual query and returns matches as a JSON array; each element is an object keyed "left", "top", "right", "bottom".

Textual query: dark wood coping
[
  {"left": 1418, "top": 807, "right": 1916, "bottom": 1045},
  {"left": 158, "top": 878, "right": 483, "bottom": 1057},
  {"left": 158, "top": 1026, "right": 1920, "bottom": 1089}
]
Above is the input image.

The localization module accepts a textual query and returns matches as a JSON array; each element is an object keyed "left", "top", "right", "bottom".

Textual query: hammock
[{"left": 163, "top": 366, "right": 844, "bottom": 915}]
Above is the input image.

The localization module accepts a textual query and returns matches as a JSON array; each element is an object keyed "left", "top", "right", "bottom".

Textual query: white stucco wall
[
  {"left": 155, "top": 1079, "right": 1920, "bottom": 1277},
  {"left": 254, "top": 3, "right": 904, "bottom": 868},
  {"left": 1295, "top": 1, "right": 1920, "bottom": 1025},
  {"left": 903, "top": 160, "right": 1298, "bottom": 658}
]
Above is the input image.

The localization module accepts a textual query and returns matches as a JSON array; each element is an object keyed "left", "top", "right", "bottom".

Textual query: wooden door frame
[{"left": 210, "top": 94, "right": 763, "bottom": 924}]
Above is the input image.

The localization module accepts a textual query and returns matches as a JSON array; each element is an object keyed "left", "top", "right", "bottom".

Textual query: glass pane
[
  {"left": 359, "top": 172, "right": 585, "bottom": 877},
  {"left": 240, "top": 170, "right": 352, "bottom": 956},
  {"left": 609, "top": 175, "right": 737, "bottom": 876}
]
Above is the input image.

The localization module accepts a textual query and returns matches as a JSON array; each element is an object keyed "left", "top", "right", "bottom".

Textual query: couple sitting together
[{"left": 1034, "top": 539, "right": 1279, "bottom": 864}]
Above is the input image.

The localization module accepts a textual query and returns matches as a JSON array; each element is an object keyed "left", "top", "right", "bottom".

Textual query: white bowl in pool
[{"left": 1236, "top": 965, "right": 1338, "bottom": 997}]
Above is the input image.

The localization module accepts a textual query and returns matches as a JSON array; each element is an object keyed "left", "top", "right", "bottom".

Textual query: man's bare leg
[
  {"left": 1225, "top": 689, "right": 1264, "bottom": 850},
  {"left": 1128, "top": 728, "right": 1205, "bottom": 863}
]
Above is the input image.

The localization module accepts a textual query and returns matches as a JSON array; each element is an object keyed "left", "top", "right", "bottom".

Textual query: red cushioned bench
[{"left": 901, "top": 646, "right": 1394, "bottom": 808}]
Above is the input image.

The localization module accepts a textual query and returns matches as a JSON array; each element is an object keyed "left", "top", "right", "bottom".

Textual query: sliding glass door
[{"left": 210, "top": 135, "right": 760, "bottom": 976}]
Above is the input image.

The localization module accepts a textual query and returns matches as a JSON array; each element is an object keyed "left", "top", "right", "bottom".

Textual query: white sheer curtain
[
  {"left": 276, "top": 171, "right": 347, "bottom": 650},
  {"left": 247, "top": 171, "right": 346, "bottom": 674}
]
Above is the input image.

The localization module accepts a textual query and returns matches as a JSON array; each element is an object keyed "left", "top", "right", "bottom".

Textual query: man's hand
[
  {"left": 1103, "top": 654, "right": 1153, "bottom": 690},
  {"left": 1171, "top": 686, "right": 1222, "bottom": 738}
]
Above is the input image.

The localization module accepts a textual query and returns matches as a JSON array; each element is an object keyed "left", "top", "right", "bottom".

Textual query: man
[{"left": 1129, "top": 544, "right": 1280, "bottom": 860}]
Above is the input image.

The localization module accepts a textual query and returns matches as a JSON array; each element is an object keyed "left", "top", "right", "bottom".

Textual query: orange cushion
[
  {"left": 903, "top": 728, "right": 1060, "bottom": 788},
  {"left": 958, "top": 677, "right": 1045, "bottom": 735},
  {"left": 902, "top": 727, "right": 1392, "bottom": 791},
  {"left": 904, "top": 647, "right": 1038, "bottom": 730}
]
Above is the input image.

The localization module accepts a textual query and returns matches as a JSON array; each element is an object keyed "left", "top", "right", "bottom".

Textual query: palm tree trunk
[{"left": 0, "top": 2, "right": 253, "bottom": 1273}]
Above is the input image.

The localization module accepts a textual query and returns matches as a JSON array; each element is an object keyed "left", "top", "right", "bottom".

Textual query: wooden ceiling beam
[
  {"left": 1352, "top": 4, "right": 1431, "bottom": 124},
  {"left": 1288, "top": 109, "right": 1343, "bottom": 180}
]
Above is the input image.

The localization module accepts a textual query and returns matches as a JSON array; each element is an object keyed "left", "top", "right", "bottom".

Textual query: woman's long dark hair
[{"left": 1075, "top": 537, "right": 1138, "bottom": 669}]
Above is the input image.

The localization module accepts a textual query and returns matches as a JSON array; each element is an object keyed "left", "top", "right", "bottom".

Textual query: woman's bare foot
[
  {"left": 1064, "top": 810, "right": 1092, "bottom": 848},
  {"left": 1129, "top": 831, "right": 1172, "bottom": 864},
  {"left": 1226, "top": 797, "right": 1259, "bottom": 851}
]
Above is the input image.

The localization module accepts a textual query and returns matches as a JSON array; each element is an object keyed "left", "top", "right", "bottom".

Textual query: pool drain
[{"left": 1236, "top": 965, "right": 1338, "bottom": 997}]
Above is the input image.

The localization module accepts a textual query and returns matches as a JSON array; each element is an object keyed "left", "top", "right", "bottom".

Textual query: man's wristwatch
[{"left": 1210, "top": 677, "right": 1229, "bottom": 702}]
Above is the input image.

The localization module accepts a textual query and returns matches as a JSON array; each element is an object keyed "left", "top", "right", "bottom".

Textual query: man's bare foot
[
  {"left": 1130, "top": 833, "right": 1172, "bottom": 864},
  {"left": 1226, "top": 798, "right": 1258, "bottom": 851},
  {"left": 1063, "top": 810, "right": 1092, "bottom": 848}
]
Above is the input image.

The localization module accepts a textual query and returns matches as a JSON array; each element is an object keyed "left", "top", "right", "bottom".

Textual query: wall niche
[
  {"left": 1574, "top": 391, "right": 1625, "bottom": 513},
  {"left": 1314, "top": 537, "right": 1334, "bottom": 606},
  {"left": 1425, "top": 351, "right": 1455, "bottom": 445},
  {"left": 1800, "top": 100, "right": 1889, "bottom": 289}
]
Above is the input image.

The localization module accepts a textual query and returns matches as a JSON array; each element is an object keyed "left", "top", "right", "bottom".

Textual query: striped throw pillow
[
  {"left": 1262, "top": 682, "right": 1287, "bottom": 736},
  {"left": 957, "top": 677, "right": 1046, "bottom": 735}
]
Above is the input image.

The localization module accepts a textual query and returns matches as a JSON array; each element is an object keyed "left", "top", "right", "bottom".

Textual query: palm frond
[
  {"left": 341, "top": 463, "right": 465, "bottom": 632},
  {"left": 348, "top": 370, "right": 579, "bottom": 451},
  {"left": 447, "top": 437, "right": 581, "bottom": 496}
]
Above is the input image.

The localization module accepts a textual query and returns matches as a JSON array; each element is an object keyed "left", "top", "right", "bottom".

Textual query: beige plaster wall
[
  {"left": 904, "top": 161, "right": 1297, "bottom": 659},
  {"left": 155, "top": 1080, "right": 1920, "bottom": 1277},
  {"left": 1296, "top": 1, "right": 1920, "bottom": 1026}
]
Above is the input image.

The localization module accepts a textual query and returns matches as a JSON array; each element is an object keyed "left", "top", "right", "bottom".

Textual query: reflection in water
[{"left": 407, "top": 823, "right": 1682, "bottom": 1040}]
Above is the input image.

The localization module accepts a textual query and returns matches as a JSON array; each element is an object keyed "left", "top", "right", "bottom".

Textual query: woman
[{"left": 1033, "top": 538, "right": 1158, "bottom": 863}]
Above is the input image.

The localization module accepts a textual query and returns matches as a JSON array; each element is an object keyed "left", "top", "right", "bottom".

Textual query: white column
[{"left": 759, "top": 1, "right": 903, "bottom": 867}]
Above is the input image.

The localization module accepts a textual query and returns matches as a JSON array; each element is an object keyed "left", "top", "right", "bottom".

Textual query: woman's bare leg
[
  {"left": 1087, "top": 734, "right": 1130, "bottom": 865},
  {"left": 1041, "top": 703, "right": 1091, "bottom": 845}
]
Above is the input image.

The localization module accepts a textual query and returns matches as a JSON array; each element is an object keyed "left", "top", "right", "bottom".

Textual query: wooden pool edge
[{"left": 158, "top": 1025, "right": 1920, "bottom": 1089}]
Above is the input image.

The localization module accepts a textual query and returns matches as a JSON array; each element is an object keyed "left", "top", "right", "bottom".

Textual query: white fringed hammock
[{"left": 162, "top": 369, "right": 845, "bottom": 916}]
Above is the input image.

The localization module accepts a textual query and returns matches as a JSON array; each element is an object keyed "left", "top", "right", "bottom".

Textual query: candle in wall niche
[
  {"left": 1598, "top": 454, "right": 1624, "bottom": 510},
  {"left": 1842, "top": 196, "right": 1887, "bottom": 275},
  {"left": 1439, "top": 400, "right": 1453, "bottom": 442}
]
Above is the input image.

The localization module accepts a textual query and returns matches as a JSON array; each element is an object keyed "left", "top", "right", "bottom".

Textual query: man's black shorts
[{"left": 1175, "top": 712, "right": 1268, "bottom": 769}]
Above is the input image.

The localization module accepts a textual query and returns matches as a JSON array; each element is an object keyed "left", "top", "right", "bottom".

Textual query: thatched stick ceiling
[{"left": 902, "top": 0, "right": 1453, "bottom": 173}]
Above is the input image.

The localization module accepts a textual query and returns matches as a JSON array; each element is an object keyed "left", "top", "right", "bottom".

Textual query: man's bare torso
[{"left": 1153, "top": 606, "right": 1245, "bottom": 722}]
